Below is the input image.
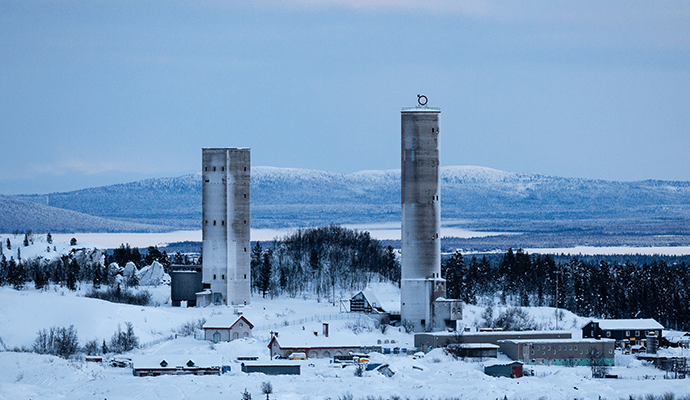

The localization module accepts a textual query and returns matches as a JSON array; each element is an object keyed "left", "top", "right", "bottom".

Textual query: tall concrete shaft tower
[
  {"left": 400, "top": 98, "right": 445, "bottom": 332},
  {"left": 201, "top": 148, "right": 251, "bottom": 306}
]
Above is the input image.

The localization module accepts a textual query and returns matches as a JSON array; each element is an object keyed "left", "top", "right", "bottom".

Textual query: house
[
  {"left": 268, "top": 322, "right": 361, "bottom": 359},
  {"left": 203, "top": 315, "right": 254, "bottom": 343},
  {"left": 582, "top": 319, "right": 663, "bottom": 345},
  {"left": 350, "top": 290, "right": 391, "bottom": 324},
  {"left": 484, "top": 360, "right": 523, "bottom": 378},
  {"left": 498, "top": 338, "right": 615, "bottom": 366},
  {"left": 350, "top": 290, "right": 385, "bottom": 314},
  {"left": 132, "top": 355, "right": 223, "bottom": 377}
]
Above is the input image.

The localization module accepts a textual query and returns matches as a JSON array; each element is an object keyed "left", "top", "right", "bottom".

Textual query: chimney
[{"left": 323, "top": 322, "right": 329, "bottom": 337}]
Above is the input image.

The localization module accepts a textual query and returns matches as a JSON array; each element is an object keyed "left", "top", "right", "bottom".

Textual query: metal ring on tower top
[{"left": 417, "top": 94, "right": 428, "bottom": 106}]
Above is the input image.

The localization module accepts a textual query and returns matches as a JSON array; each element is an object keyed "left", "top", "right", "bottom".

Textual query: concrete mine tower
[
  {"left": 199, "top": 148, "right": 251, "bottom": 306},
  {"left": 400, "top": 95, "right": 460, "bottom": 332}
]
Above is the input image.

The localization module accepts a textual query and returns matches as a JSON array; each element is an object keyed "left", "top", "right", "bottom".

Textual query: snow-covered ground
[
  {"left": 2, "top": 238, "right": 690, "bottom": 399},
  {"left": 1, "top": 283, "right": 690, "bottom": 400}
]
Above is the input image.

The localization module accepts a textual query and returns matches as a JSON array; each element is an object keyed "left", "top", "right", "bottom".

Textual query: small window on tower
[
  {"left": 205, "top": 220, "right": 208, "bottom": 225},
  {"left": 222, "top": 167, "right": 225, "bottom": 171},
  {"left": 222, "top": 275, "right": 225, "bottom": 280},
  {"left": 222, "top": 221, "right": 225, "bottom": 226},
  {"left": 244, "top": 274, "right": 247, "bottom": 279},
  {"left": 243, "top": 220, "right": 247, "bottom": 225},
  {"left": 243, "top": 193, "right": 247, "bottom": 198},
  {"left": 244, "top": 167, "right": 247, "bottom": 171},
  {"left": 213, "top": 274, "right": 216, "bottom": 280},
  {"left": 213, "top": 166, "right": 216, "bottom": 171},
  {"left": 213, "top": 220, "right": 216, "bottom": 226},
  {"left": 244, "top": 247, "right": 247, "bottom": 252},
  {"left": 205, "top": 167, "right": 208, "bottom": 171},
  {"left": 205, "top": 179, "right": 209, "bottom": 183}
]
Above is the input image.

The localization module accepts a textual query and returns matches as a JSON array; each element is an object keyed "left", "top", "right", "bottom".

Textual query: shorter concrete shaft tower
[
  {"left": 201, "top": 148, "right": 251, "bottom": 306},
  {"left": 400, "top": 97, "right": 446, "bottom": 332}
]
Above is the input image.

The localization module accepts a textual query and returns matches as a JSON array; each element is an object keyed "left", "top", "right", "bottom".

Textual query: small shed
[
  {"left": 203, "top": 315, "right": 254, "bottom": 343},
  {"left": 484, "top": 360, "right": 523, "bottom": 378}
]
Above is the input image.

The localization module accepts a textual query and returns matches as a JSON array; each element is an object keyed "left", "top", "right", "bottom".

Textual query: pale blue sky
[{"left": 1, "top": 1, "right": 689, "bottom": 194}]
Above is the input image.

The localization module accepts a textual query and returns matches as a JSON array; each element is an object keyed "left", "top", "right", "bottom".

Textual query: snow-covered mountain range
[{"left": 3, "top": 166, "right": 690, "bottom": 246}]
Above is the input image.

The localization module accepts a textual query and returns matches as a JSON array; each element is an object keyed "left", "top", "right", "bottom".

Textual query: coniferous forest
[
  {"left": 442, "top": 248, "right": 690, "bottom": 331},
  {"left": 2, "top": 227, "right": 690, "bottom": 331}
]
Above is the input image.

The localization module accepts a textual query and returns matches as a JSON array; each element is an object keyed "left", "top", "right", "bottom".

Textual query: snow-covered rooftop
[{"left": 590, "top": 318, "right": 664, "bottom": 330}]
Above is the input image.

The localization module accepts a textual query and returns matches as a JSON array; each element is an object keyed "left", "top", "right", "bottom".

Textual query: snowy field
[
  {"left": 1, "top": 237, "right": 690, "bottom": 399},
  {"left": 1, "top": 283, "right": 690, "bottom": 400}
]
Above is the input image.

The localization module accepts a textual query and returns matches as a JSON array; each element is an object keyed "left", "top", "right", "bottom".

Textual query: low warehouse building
[
  {"left": 498, "top": 338, "right": 615, "bottom": 366},
  {"left": 241, "top": 362, "right": 301, "bottom": 375},
  {"left": 132, "top": 355, "right": 223, "bottom": 377},
  {"left": 415, "top": 330, "right": 572, "bottom": 350},
  {"left": 446, "top": 343, "right": 498, "bottom": 358},
  {"left": 268, "top": 323, "right": 361, "bottom": 359}
]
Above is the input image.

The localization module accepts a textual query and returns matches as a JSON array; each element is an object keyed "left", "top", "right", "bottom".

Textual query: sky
[{"left": 1, "top": 0, "right": 689, "bottom": 195}]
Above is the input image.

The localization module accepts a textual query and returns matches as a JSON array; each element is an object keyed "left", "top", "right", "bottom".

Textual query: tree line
[
  {"left": 443, "top": 248, "right": 690, "bottom": 331},
  {"left": 250, "top": 225, "right": 399, "bottom": 301}
]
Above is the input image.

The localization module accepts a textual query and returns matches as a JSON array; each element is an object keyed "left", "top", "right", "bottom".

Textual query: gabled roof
[
  {"left": 203, "top": 315, "right": 254, "bottom": 330},
  {"left": 586, "top": 318, "right": 663, "bottom": 331}
]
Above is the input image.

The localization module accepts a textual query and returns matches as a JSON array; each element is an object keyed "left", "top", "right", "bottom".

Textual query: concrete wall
[
  {"left": 202, "top": 148, "right": 251, "bottom": 306},
  {"left": 400, "top": 107, "right": 443, "bottom": 332}
]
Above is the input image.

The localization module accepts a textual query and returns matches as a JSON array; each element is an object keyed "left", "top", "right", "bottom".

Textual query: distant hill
[
  {"left": 0, "top": 197, "right": 168, "bottom": 234},
  {"left": 6, "top": 166, "right": 690, "bottom": 249}
]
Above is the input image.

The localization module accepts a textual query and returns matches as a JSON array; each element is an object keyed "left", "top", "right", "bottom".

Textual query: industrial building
[
  {"left": 197, "top": 148, "right": 251, "bottom": 307},
  {"left": 170, "top": 265, "right": 203, "bottom": 307},
  {"left": 414, "top": 330, "right": 573, "bottom": 350},
  {"left": 400, "top": 96, "right": 461, "bottom": 332},
  {"left": 497, "top": 338, "right": 616, "bottom": 366}
]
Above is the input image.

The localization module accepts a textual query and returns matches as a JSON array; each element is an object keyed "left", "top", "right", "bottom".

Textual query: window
[
  {"left": 548, "top": 346, "right": 551, "bottom": 351},
  {"left": 205, "top": 179, "right": 209, "bottom": 183},
  {"left": 569, "top": 346, "right": 572, "bottom": 350},
  {"left": 222, "top": 221, "right": 225, "bottom": 226},
  {"left": 574, "top": 345, "right": 578, "bottom": 350},
  {"left": 213, "top": 274, "right": 216, "bottom": 280},
  {"left": 222, "top": 167, "right": 224, "bottom": 171},
  {"left": 213, "top": 220, "right": 216, "bottom": 226},
  {"left": 213, "top": 166, "right": 216, "bottom": 171},
  {"left": 635, "top": 331, "right": 640, "bottom": 337},
  {"left": 626, "top": 331, "right": 630, "bottom": 337},
  {"left": 609, "top": 349, "right": 613, "bottom": 354},
  {"left": 222, "top": 275, "right": 225, "bottom": 280},
  {"left": 531, "top": 350, "right": 534, "bottom": 355},
  {"left": 591, "top": 330, "right": 594, "bottom": 337},
  {"left": 205, "top": 167, "right": 208, "bottom": 171},
  {"left": 607, "top": 331, "right": 611, "bottom": 337},
  {"left": 244, "top": 274, "right": 247, "bottom": 279}
]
